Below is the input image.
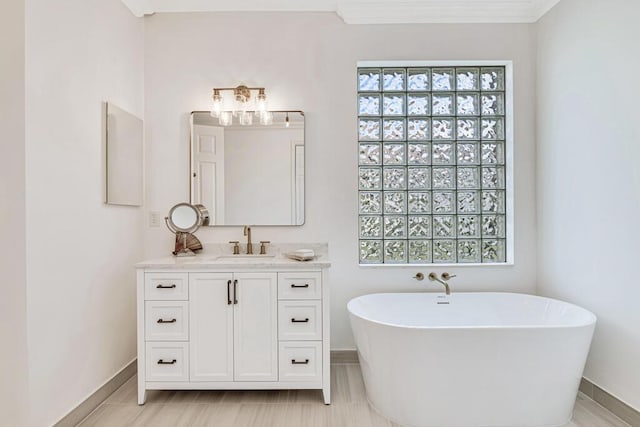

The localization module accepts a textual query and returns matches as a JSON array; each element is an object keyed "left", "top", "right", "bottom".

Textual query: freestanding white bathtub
[{"left": 348, "top": 293, "right": 596, "bottom": 427}]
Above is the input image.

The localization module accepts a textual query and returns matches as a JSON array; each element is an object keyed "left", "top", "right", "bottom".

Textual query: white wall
[
  {"left": 144, "top": 13, "right": 537, "bottom": 349},
  {"left": 0, "top": 0, "right": 29, "bottom": 424},
  {"left": 536, "top": 0, "right": 640, "bottom": 410},
  {"left": 24, "top": 0, "right": 144, "bottom": 424}
]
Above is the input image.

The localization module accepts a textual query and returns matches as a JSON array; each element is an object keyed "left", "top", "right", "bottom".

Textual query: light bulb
[
  {"left": 259, "top": 111, "right": 273, "bottom": 126},
  {"left": 219, "top": 111, "right": 232, "bottom": 126},
  {"left": 255, "top": 89, "right": 267, "bottom": 115},
  {"left": 285, "top": 113, "right": 290, "bottom": 128},
  {"left": 211, "top": 90, "right": 223, "bottom": 118}
]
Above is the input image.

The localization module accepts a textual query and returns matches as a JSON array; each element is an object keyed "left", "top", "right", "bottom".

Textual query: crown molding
[{"left": 120, "top": 0, "right": 562, "bottom": 23}]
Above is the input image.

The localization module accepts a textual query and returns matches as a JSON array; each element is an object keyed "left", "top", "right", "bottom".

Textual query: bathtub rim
[{"left": 347, "top": 291, "right": 597, "bottom": 330}]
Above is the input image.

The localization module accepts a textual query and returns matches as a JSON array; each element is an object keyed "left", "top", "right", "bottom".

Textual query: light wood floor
[{"left": 79, "top": 363, "right": 630, "bottom": 427}]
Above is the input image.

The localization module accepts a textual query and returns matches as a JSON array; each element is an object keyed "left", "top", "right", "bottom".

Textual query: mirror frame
[{"left": 189, "top": 110, "right": 306, "bottom": 227}]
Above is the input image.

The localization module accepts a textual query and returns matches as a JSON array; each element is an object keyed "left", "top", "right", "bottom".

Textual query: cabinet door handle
[
  {"left": 291, "top": 359, "right": 310, "bottom": 365},
  {"left": 157, "top": 359, "right": 177, "bottom": 365},
  {"left": 233, "top": 279, "right": 238, "bottom": 304},
  {"left": 156, "top": 284, "right": 176, "bottom": 289},
  {"left": 157, "top": 318, "right": 177, "bottom": 324},
  {"left": 291, "top": 318, "right": 310, "bottom": 323},
  {"left": 227, "top": 280, "right": 232, "bottom": 305},
  {"left": 291, "top": 283, "right": 309, "bottom": 288}
]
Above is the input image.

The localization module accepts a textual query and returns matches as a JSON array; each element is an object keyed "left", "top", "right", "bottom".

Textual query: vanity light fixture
[{"left": 210, "top": 85, "right": 270, "bottom": 126}]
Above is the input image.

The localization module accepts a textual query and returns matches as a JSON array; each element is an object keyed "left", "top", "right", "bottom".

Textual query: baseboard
[
  {"left": 331, "top": 350, "right": 358, "bottom": 364},
  {"left": 579, "top": 378, "right": 640, "bottom": 426},
  {"left": 54, "top": 359, "right": 137, "bottom": 427}
]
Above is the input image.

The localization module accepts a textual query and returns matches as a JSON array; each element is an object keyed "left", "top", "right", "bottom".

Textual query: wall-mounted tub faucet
[{"left": 428, "top": 272, "right": 455, "bottom": 295}]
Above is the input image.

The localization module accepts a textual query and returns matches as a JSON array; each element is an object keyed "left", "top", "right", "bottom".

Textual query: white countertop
[{"left": 136, "top": 243, "right": 331, "bottom": 269}]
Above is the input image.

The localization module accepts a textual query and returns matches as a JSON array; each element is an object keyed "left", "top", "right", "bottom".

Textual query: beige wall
[
  {"left": 24, "top": 0, "right": 144, "bottom": 424},
  {"left": 144, "top": 13, "right": 538, "bottom": 348},
  {"left": 536, "top": 0, "right": 640, "bottom": 410},
  {"left": 0, "top": 0, "right": 29, "bottom": 425}
]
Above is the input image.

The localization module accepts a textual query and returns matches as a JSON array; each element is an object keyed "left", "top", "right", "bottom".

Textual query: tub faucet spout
[{"left": 428, "top": 272, "right": 451, "bottom": 295}]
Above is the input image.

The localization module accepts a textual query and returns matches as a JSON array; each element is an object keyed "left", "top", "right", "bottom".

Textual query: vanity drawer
[
  {"left": 279, "top": 341, "right": 322, "bottom": 383},
  {"left": 145, "top": 301, "right": 189, "bottom": 341},
  {"left": 278, "top": 301, "right": 322, "bottom": 341},
  {"left": 145, "top": 272, "right": 188, "bottom": 300},
  {"left": 145, "top": 342, "right": 189, "bottom": 382},
  {"left": 278, "top": 272, "right": 322, "bottom": 300}
]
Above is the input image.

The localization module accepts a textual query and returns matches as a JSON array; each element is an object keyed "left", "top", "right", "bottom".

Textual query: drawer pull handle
[
  {"left": 156, "top": 284, "right": 176, "bottom": 289},
  {"left": 291, "top": 284, "right": 309, "bottom": 288},
  {"left": 291, "top": 318, "right": 310, "bottom": 323},
  {"left": 157, "top": 318, "right": 177, "bottom": 324},
  {"left": 157, "top": 359, "right": 177, "bottom": 365},
  {"left": 291, "top": 359, "right": 310, "bottom": 365}
]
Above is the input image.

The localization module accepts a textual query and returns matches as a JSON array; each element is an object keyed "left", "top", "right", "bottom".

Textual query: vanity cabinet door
[
  {"left": 189, "top": 273, "right": 234, "bottom": 382},
  {"left": 233, "top": 272, "right": 278, "bottom": 381}
]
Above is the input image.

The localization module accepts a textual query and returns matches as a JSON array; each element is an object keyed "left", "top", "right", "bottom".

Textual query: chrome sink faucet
[
  {"left": 243, "top": 226, "right": 253, "bottom": 254},
  {"left": 428, "top": 272, "right": 456, "bottom": 295}
]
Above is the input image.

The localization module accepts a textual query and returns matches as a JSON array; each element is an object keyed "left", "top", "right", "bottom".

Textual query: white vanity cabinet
[{"left": 136, "top": 259, "right": 330, "bottom": 405}]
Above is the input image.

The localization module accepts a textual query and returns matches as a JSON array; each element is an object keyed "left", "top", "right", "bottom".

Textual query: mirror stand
[{"left": 165, "top": 203, "right": 209, "bottom": 257}]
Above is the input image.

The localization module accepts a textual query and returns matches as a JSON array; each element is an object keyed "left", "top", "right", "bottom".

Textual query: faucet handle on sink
[
  {"left": 260, "top": 241, "right": 271, "bottom": 255},
  {"left": 228, "top": 241, "right": 240, "bottom": 255}
]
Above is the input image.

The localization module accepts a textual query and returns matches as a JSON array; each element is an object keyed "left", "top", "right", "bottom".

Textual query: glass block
[
  {"left": 408, "top": 119, "right": 430, "bottom": 140},
  {"left": 407, "top": 94, "right": 430, "bottom": 116},
  {"left": 432, "top": 119, "right": 454, "bottom": 140},
  {"left": 481, "top": 142, "right": 505, "bottom": 165},
  {"left": 408, "top": 216, "right": 431, "bottom": 239},
  {"left": 409, "top": 240, "right": 432, "bottom": 263},
  {"left": 384, "top": 216, "right": 407, "bottom": 238},
  {"left": 433, "top": 240, "right": 456, "bottom": 263},
  {"left": 432, "top": 94, "right": 455, "bottom": 116},
  {"left": 458, "top": 239, "right": 481, "bottom": 263},
  {"left": 408, "top": 143, "right": 431, "bottom": 165},
  {"left": 359, "top": 143, "right": 381, "bottom": 165},
  {"left": 383, "top": 119, "right": 405, "bottom": 141},
  {"left": 358, "top": 94, "right": 381, "bottom": 116},
  {"left": 456, "top": 68, "right": 480, "bottom": 91},
  {"left": 433, "top": 191, "right": 455, "bottom": 213},
  {"left": 384, "top": 240, "right": 407, "bottom": 263},
  {"left": 383, "top": 167, "right": 407, "bottom": 190},
  {"left": 384, "top": 191, "right": 407, "bottom": 214},
  {"left": 383, "top": 143, "right": 406, "bottom": 165},
  {"left": 481, "top": 166, "right": 505, "bottom": 189},
  {"left": 481, "top": 93, "right": 505, "bottom": 116},
  {"left": 359, "top": 215, "right": 382, "bottom": 239},
  {"left": 407, "top": 167, "right": 431, "bottom": 190},
  {"left": 360, "top": 240, "right": 383, "bottom": 264},
  {"left": 457, "top": 118, "right": 479, "bottom": 140},
  {"left": 358, "top": 68, "right": 381, "bottom": 92},
  {"left": 359, "top": 119, "right": 381, "bottom": 141},
  {"left": 457, "top": 167, "right": 480, "bottom": 189},
  {"left": 383, "top": 69, "right": 406, "bottom": 91},
  {"left": 359, "top": 167, "right": 382, "bottom": 190},
  {"left": 482, "top": 190, "right": 506, "bottom": 213},
  {"left": 432, "top": 68, "right": 454, "bottom": 91},
  {"left": 383, "top": 94, "right": 405, "bottom": 116},
  {"left": 481, "top": 118, "right": 504, "bottom": 140},
  {"left": 408, "top": 192, "right": 431, "bottom": 214},
  {"left": 457, "top": 94, "right": 479, "bottom": 116},
  {"left": 433, "top": 216, "right": 455, "bottom": 238},
  {"left": 407, "top": 68, "right": 430, "bottom": 91},
  {"left": 482, "top": 239, "right": 506, "bottom": 262},
  {"left": 457, "top": 191, "right": 480, "bottom": 214},
  {"left": 432, "top": 167, "right": 455, "bottom": 189},
  {"left": 481, "top": 67, "right": 505, "bottom": 91},
  {"left": 482, "top": 215, "right": 506, "bottom": 238},
  {"left": 458, "top": 215, "right": 480, "bottom": 238},
  {"left": 457, "top": 143, "right": 480, "bottom": 165},
  {"left": 359, "top": 191, "right": 382, "bottom": 214},
  {"left": 432, "top": 143, "right": 455, "bottom": 165}
]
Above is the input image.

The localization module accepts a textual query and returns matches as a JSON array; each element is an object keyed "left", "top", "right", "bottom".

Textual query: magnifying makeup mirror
[{"left": 165, "top": 203, "right": 209, "bottom": 256}]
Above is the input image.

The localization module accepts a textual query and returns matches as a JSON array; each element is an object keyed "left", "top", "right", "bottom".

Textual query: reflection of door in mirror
[{"left": 191, "top": 124, "right": 225, "bottom": 224}]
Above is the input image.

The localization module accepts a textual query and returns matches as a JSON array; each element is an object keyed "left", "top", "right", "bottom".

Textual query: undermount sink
[{"left": 214, "top": 254, "right": 276, "bottom": 260}]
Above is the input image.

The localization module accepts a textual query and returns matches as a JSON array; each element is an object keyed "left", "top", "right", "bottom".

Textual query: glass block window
[{"left": 358, "top": 65, "right": 508, "bottom": 264}]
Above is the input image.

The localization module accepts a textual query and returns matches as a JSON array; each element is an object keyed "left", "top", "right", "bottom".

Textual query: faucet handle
[
  {"left": 441, "top": 272, "right": 457, "bottom": 280},
  {"left": 228, "top": 241, "right": 240, "bottom": 255},
  {"left": 428, "top": 272, "right": 439, "bottom": 281},
  {"left": 259, "top": 241, "right": 270, "bottom": 255}
]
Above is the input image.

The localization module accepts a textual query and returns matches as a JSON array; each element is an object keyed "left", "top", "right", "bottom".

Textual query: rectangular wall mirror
[{"left": 190, "top": 111, "right": 305, "bottom": 226}]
